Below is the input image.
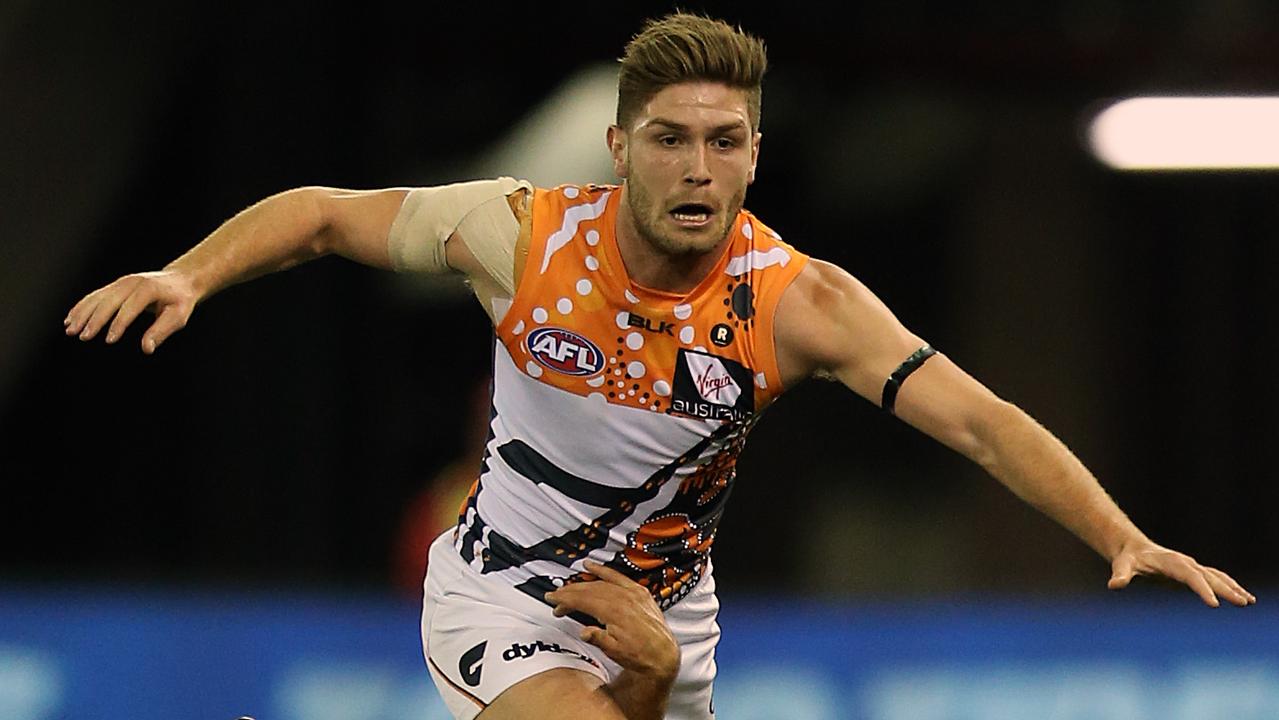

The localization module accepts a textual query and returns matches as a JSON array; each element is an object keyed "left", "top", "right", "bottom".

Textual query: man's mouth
[{"left": 669, "top": 203, "right": 715, "bottom": 227}]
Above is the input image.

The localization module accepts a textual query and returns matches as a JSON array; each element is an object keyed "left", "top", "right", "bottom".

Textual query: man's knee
[{"left": 478, "top": 667, "right": 626, "bottom": 720}]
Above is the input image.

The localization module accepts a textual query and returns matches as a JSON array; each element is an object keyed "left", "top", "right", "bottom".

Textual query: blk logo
[
  {"left": 628, "top": 312, "right": 675, "bottom": 336},
  {"left": 459, "top": 641, "right": 487, "bottom": 687},
  {"left": 527, "top": 327, "right": 604, "bottom": 376}
]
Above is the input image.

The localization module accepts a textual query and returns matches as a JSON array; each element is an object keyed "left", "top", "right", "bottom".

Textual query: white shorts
[{"left": 420, "top": 530, "right": 720, "bottom": 719}]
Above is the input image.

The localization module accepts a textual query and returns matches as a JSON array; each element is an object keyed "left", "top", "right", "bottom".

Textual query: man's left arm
[{"left": 774, "top": 259, "right": 1255, "bottom": 607}]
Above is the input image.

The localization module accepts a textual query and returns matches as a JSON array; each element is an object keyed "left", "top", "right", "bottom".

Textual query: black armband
[{"left": 881, "top": 344, "right": 937, "bottom": 415}]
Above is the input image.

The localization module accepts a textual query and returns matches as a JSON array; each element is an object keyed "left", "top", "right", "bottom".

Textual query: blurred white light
[
  {"left": 0, "top": 645, "right": 63, "bottom": 720},
  {"left": 1088, "top": 97, "right": 1279, "bottom": 170},
  {"left": 469, "top": 62, "right": 619, "bottom": 187}
]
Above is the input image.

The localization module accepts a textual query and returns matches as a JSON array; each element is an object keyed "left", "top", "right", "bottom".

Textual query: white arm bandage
[{"left": 386, "top": 176, "right": 532, "bottom": 294}]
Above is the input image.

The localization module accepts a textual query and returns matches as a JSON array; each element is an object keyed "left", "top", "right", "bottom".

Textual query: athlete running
[{"left": 64, "top": 12, "right": 1255, "bottom": 720}]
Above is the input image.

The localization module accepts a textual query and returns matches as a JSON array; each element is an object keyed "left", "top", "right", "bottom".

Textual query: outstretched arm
[
  {"left": 64, "top": 186, "right": 409, "bottom": 353},
  {"left": 774, "top": 258, "right": 1255, "bottom": 607}
]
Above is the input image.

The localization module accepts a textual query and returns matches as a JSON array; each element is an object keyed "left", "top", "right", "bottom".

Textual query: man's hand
[
  {"left": 64, "top": 270, "right": 197, "bottom": 354},
  {"left": 1108, "top": 537, "right": 1256, "bottom": 607},
  {"left": 544, "top": 561, "right": 680, "bottom": 682}
]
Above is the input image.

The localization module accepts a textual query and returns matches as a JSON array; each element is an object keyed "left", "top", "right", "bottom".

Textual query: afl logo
[{"left": 526, "top": 327, "right": 604, "bottom": 376}]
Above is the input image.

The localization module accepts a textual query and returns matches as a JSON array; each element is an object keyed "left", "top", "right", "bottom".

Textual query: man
[{"left": 65, "top": 12, "right": 1254, "bottom": 720}]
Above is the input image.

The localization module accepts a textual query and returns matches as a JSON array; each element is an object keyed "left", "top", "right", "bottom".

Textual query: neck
[{"left": 614, "top": 184, "right": 727, "bottom": 295}]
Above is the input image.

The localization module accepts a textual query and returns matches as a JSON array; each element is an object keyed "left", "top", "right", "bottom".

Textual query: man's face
[{"left": 609, "top": 81, "right": 761, "bottom": 258}]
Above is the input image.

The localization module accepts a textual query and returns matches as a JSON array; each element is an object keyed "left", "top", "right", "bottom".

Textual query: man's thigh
[
  {"left": 423, "top": 571, "right": 616, "bottom": 719},
  {"left": 478, "top": 668, "right": 627, "bottom": 720},
  {"left": 425, "top": 625, "right": 614, "bottom": 719},
  {"left": 420, "top": 535, "right": 718, "bottom": 719}
]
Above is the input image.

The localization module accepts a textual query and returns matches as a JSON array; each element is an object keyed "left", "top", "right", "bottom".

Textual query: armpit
[
  {"left": 453, "top": 186, "right": 533, "bottom": 324},
  {"left": 386, "top": 176, "right": 531, "bottom": 323}
]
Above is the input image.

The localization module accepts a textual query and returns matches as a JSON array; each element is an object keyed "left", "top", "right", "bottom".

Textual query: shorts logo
[
  {"left": 502, "top": 640, "right": 601, "bottom": 669},
  {"left": 526, "top": 327, "right": 604, "bottom": 376},
  {"left": 670, "top": 348, "right": 755, "bottom": 421},
  {"left": 459, "top": 640, "right": 487, "bottom": 687}
]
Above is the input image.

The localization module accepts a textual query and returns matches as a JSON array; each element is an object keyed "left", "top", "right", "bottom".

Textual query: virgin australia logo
[
  {"left": 688, "top": 353, "right": 741, "bottom": 405},
  {"left": 670, "top": 349, "right": 753, "bottom": 422}
]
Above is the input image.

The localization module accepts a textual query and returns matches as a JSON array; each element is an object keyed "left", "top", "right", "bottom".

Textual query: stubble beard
[{"left": 625, "top": 168, "right": 746, "bottom": 259}]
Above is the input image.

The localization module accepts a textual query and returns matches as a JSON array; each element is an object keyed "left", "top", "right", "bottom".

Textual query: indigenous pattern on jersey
[{"left": 452, "top": 183, "right": 808, "bottom": 618}]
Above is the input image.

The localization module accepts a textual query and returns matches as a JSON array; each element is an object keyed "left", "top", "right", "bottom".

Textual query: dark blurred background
[{"left": 2, "top": 0, "right": 1276, "bottom": 605}]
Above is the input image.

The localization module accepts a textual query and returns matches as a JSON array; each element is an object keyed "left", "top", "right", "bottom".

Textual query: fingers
[
  {"left": 1154, "top": 556, "right": 1219, "bottom": 607},
  {"left": 65, "top": 274, "right": 190, "bottom": 353},
  {"left": 545, "top": 564, "right": 657, "bottom": 628},
  {"left": 80, "top": 294, "right": 126, "bottom": 343},
  {"left": 1112, "top": 545, "right": 1258, "bottom": 609},
  {"left": 546, "top": 581, "right": 623, "bottom": 621},
  {"left": 65, "top": 283, "right": 111, "bottom": 335},
  {"left": 583, "top": 560, "right": 637, "bottom": 588},
  {"left": 1202, "top": 570, "right": 1245, "bottom": 607},
  {"left": 1203, "top": 566, "right": 1256, "bottom": 606},
  {"left": 104, "top": 295, "right": 146, "bottom": 345},
  {"left": 580, "top": 626, "right": 617, "bottom": 654},
  {"left": 105, "top": 285, "right": 154, "bottom": 345},
  {"left": 580, "top": 626, "right": 629, "bottom": 661},
  {"left": 141, "top": 305, "right": 188, "bottom": 354},
  {"left": 66, "top": 291, "right": 107, "bottom": 340},
  {"left": 1190, "top": 571, "right": 1221, "bottom": 608},
  {"left": 67, "top": 279, "right": 135, "bottom": 342},
  {"left": 1155, "top": 554, "right": 1257, "bottom": 608},
  {"left": 574, "top": 592, "right": 679, "bottom": 679},
  {"left": 1220, "top": 568, "right": 1257, "bottom": 605}
]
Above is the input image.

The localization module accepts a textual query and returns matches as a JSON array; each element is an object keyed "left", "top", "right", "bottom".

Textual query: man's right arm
[
  {"left": 64, "top": 186, "right": 411, "bottom": 353},
  {"left": 168, "top": 186, "right": 412, "bottom": 297}
]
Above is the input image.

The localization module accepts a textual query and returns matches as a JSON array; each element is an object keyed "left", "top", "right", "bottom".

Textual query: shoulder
[
  {"left": 530, "top": 183, "right": 618, "bottom": 208},
  {"left": 782, "top": 258, "right": 857, "bottom": 304},
  {"left": 726, "top": 210, "right": 809, "bottom": 290},
  {"left": 774, "top": 258, "right": 925, "bottom": 398},
  {"left": 774, "top": 260, "right": 863, "bottom": 371}
]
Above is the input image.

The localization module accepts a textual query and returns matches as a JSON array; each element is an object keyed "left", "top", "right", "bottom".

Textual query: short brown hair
[{"left": 616, "top": 12, "right": 768, "bottom": 131}]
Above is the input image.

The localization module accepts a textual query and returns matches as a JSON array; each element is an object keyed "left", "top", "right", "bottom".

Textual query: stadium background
[{"left": 1, "top": 1, "right": 1277, "bottom": 717}]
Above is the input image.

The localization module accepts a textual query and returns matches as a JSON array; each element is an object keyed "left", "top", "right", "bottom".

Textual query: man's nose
[{"left": 683, "top": 144, "right": 711, "bottom": 185}]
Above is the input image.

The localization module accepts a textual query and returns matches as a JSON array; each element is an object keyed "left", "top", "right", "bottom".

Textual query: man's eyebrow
[{"left": 644, "top": 118, "right": 749, "bottom": 134}]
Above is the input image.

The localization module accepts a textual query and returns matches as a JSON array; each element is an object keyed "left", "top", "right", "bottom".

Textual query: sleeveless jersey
[{"left": 451, "top": 183, "right": 808, "bottom": 618}]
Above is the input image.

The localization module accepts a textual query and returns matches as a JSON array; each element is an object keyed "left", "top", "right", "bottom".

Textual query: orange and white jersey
[{"left": 453, "top": 183, "right": 808, "bottom": 617}]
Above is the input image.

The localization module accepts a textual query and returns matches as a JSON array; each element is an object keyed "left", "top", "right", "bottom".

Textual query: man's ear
[
  {"left": 607, "top": 125, "right": 629, "bottom": 178},
  {"left": 747, "top": 131, "right": 762, "bottom": 185}
]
